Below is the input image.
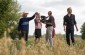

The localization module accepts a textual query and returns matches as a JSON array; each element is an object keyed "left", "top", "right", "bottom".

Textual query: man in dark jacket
[
  {"left": 46, "top": 11, "right": 54, "bottom": 47},
  {"left": 63, "top": 7, "right": 78, "bottom": 46},
  {"left": 18, "top": 12, "right": 36, "bottom": 41}
]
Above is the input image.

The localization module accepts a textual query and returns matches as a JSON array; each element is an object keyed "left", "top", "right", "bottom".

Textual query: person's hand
[
  {"left": 63, "top": 25, "right": 66, "bottom": 32},
  {"left": 76, "top": 28, "right": 78, "bottom": 31},
  {"left": 75, "top": 25, "right": 78, "bottom": 32}
]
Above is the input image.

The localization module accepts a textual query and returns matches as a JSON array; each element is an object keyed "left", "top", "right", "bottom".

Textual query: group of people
[{"left": 18, "top": 7, "right": 78, "bottom": 47}]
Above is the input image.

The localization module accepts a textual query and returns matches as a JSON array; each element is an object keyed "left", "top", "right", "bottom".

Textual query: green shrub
[{"left": 81, "top": 22, "right": 85, "bottom": 39}]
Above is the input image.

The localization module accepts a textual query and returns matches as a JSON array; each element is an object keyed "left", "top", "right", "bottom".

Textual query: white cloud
[{"left": 42, "top": 0, "right": 85, "bottom": 7}]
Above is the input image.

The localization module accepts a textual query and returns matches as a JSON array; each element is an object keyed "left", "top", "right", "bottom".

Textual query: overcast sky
[{"left": 17, "top": 0, "right": 85, "bottom": 35}]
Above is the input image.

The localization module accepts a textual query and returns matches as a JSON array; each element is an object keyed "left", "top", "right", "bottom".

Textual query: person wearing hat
[{"left": 18, "top": 12, "right": 36, "bottom": 41}]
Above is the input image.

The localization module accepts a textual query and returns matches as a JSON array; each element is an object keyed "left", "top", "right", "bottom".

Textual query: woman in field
[{"left": 34, "top": 12, "right": 42, "bottom": 44}]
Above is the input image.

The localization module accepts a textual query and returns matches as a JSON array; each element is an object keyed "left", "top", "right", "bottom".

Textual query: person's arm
[
  {"left": 75, "top": 24, "right": 78, "bottom": 31},
  {"left": 63, "top": 25, "right": 66, "bottom": 32},
  {"left": 74, "top": 15, "right": 78, "bottom": 31},
  {"left": 29, "top": 14, "right": 35, "bottom": 21},
  {"left": 46, "top": 23, "right": 52, "bottom": 25},
  {"left": 53, "top": 17, "right": 56, "bottom": 28},
  {"left": 63, "top": 16, "right": 66, "bottom": 32},
  {"left": 35, "top": 15, "right": 40, "bottom": 22}
]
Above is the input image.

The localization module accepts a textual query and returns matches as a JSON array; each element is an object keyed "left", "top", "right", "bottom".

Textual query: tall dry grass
[{"left": 0, "top": 35, "right": 85, "bottom": 55}]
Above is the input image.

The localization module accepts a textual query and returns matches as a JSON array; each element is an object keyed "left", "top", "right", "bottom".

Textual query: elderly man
[
  {"left": 18, "top": 12, "right": 36, "bottom": 41},
  {"left": 46, "top": 11, "right": 55, "bottom": 47}
]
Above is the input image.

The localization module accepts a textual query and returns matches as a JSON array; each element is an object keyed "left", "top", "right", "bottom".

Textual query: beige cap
[{"left": 22, "top": 12, "right": 29, "bottom": 17}]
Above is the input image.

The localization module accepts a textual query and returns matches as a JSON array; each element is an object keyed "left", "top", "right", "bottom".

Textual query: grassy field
[{"left": 0, "top": 35, "right": 85, "bottom": 55}]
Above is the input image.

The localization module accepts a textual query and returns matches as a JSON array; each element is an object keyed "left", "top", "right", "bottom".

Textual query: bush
[
  {"left": 0, "top": 0, "right": 20, "bottom": 37},
  {"left": 81, "top": 22, "right": 85, "bottom": 39},
  {"left": 9, "top": 27, "right": 19, "bottom": 40}
]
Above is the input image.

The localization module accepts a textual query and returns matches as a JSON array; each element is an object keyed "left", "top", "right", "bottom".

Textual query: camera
[{"left": 41, "top": 16, "right": 48, "bottom": 24}]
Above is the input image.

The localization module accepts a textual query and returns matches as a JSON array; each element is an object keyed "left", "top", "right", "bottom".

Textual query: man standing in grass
[
  {"left": 63, "top": 7, "right": 78, "bottom": 46},
  {"left": 46, "top": 11, "right": 54, "bottom": 47},
  {"left": 18, "top": 12, "right": 36, "bottom": 41}
]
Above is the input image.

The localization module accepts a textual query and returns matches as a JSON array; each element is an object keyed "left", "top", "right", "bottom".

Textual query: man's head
[
  {"left": 67, "top": 7, "right": 72, "bottom": 14},
  {"left": 22, "top": 12, "right": 29, "bottom": 18},
  {"left": 48, "top": 11, "right": 52, "bottom": 16}
]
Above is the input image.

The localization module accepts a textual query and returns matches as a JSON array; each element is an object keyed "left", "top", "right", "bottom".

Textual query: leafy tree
[
  {"left": 81, "top": 22, "right": 85, "bottom": 39},
  {"left": 0, "top": 0, "right": 20, "bottom": 38}
]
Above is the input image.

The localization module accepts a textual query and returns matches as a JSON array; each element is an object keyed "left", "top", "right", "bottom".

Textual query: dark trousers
[
  {"left": 19, "top": 30, "right": 28, "bottom": 41},
  {"left": 66, "top": 29, "right": 75, "bottom": 45}
]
